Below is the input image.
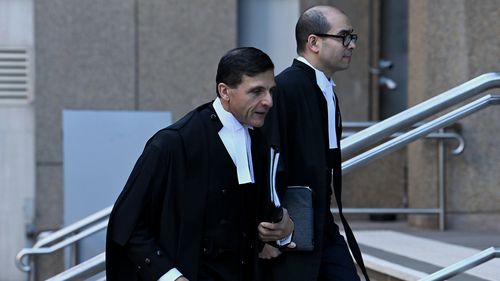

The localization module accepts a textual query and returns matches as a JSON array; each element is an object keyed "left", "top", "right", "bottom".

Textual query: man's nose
[
  {"left": 348, "top": 40, "right": 356, "bottom": 49},
  {"left": 262, "top": 91, "right": 273, "bottom": 107}
]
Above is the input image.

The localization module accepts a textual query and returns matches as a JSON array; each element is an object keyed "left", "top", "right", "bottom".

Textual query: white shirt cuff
[
  {"left": 158, "top": 268, "right": 183, "bottom": 281},
  {"left": 277, "top": 233, "right": 293, "bottom": 246}
]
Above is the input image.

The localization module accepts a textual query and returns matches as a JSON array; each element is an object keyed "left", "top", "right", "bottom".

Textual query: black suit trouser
[{"left": 317, "top": 228, "right": 361, "bottom": 281}]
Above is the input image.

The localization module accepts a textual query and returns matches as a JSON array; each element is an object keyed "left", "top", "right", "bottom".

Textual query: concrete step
[{"left": 353, "top": 230, "right": 500, "bottom": 281}]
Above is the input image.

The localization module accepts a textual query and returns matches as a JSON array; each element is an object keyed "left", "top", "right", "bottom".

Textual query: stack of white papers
[{"left": 269, "top": 147, "right": 281, "bottom": 208}]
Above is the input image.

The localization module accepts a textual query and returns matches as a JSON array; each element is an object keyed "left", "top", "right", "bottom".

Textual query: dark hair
[
  {"left": 215, "top": 47, "right": 274, "bottom": 96},
  {"left": 295, "top": 9, "right": 331, "bottom": 54}
]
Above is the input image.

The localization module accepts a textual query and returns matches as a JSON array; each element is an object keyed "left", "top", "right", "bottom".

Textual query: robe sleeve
[
  {"left": 263, "top": 84, "right": 290, "bottom": 198},
  {"left": 106, "top": 136, "right": 178, "bottom": 281}
]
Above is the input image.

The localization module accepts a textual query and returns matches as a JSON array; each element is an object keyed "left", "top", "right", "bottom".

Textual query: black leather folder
[{"left": 283, "top": 186, "right": 314, "bottom": 251}]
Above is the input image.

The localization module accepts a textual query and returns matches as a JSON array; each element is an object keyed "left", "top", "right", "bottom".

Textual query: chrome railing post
[
  {"left": 438, "top": 128, "right": 446, "bottom": 231},
  {"left": 69, "top": 238, "right": 77, "bottom": 269}
]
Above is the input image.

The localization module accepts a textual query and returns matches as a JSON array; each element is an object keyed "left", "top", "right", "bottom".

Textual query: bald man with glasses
[{"left": 261, "top": 5, "right": 370, "bottom": 281}]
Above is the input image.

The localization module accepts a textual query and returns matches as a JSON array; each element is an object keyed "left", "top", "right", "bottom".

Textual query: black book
[
  {"left": 283, "top": 186, "right": 314, "bottom": 251},
  {"left": 267, "top": 148, "right": 314, "bottom": 251}
]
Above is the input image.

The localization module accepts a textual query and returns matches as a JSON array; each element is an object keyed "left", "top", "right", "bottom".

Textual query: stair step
[{"left": 353, "top": 230, "right": 500, "bottom": 281}]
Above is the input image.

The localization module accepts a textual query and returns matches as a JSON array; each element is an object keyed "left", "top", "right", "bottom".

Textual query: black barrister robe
[
  {"left": 262, "top": 59, "right": 367, "bottom": 280},
  {"left": 106, "top": 102, "right": 274, "bottom": 281}
]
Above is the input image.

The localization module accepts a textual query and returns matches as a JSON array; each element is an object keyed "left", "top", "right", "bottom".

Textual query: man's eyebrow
[
  {"left": 248, "top": 85, "right": 265, "bottom": 92},
  {"left": 337, "top": 28, "right": 354, "bottom": 35}
]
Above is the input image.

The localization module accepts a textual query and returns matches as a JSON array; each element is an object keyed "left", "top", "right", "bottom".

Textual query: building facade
[{"left": 1, "top": 0, "right": 499, "bottom": 280}]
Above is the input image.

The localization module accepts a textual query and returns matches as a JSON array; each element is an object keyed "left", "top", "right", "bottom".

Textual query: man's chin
[
  {"left": 338, "top": 63, "right": 350, "bottom": 71},
  {"left": 251, "top": 119, "right": 266, "bottom": 128},
  {"left": 250, "top": 114, "right": 268, "bottom": 127}
]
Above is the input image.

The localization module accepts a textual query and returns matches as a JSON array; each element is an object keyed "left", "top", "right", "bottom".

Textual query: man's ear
[
  {"left": 306, "top": 34, "right": 320, "bottom": 54},
  {"left": 218, "top": 83, "right": 230, "bottom": 101}
]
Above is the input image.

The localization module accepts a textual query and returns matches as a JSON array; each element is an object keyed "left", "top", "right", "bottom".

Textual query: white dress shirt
[{"left": 296, "top": 56, "right": 338, "bottom": 149}]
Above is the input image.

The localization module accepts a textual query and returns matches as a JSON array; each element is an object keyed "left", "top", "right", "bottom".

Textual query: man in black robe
[
  {"left": 261, "top": 6, "right": 370, "bottom": 281},
  {"left": 106, "top": 47, "right": 294, "bottom": 281}
]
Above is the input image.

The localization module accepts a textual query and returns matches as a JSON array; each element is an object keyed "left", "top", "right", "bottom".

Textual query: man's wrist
[
  {"left": 277, "top": 232, "right": 293, "bottom": 246},
  {"left": 285, "top": 215, "right": 294, "bottom": 237}
]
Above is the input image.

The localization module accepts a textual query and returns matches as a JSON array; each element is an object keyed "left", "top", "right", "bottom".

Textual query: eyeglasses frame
[{"left": 313, "top": 33, "right": 358, "bottom": 47}]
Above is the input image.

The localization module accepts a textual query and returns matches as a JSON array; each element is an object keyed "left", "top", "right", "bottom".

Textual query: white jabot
[
  {"left": 213, "top": 98, "right": 254, "bottom": 184},
  {"left": 296, "top": 57, "right": 338, "bottom": 149}
]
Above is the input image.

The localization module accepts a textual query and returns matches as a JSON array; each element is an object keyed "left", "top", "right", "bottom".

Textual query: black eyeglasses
[{"left": 313, "top": 33, "right": 358, "bottom": 47}]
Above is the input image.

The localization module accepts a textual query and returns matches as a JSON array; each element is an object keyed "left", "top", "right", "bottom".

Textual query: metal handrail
[
  {"left": 342, "top": 94, "right": 500, "bottom": 174},
  {"left": 46, "top": 252, "right": 106, "bottom": 281},
  {"left": 418, "top": 247, "right": 500, "bottom": 281},
  {"left": 336, "top": 94, "right": 500, "bottom": 231},
  {"left": 341, "top": 72, "right": 500, "bottom": 159},
  {"left": 341, "top": 122, "right": 465, "bottom": 230},
  {"left": 15, "top": 206, "right": 112, "bottom": 272},
  {"left": 342, "top": 122, "right": 465, "bottom": 155}
]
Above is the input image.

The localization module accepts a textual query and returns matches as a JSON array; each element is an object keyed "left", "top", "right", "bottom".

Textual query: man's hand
[
  {"left": 175, "top": 277, "right": 189, "bottom": 281},
  {"left": 258, "top": 242, "right": 297, "bottom": 259},
  {"left": 258, "top": 208, "right": 294, "bottom": 242},
  {"left": 258, "top": 243, "right": 282, "bottom": 259}
]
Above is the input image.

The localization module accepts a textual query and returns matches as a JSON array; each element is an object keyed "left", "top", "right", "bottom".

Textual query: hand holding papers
[
  {"left": 268, "top": 146, "right": 314, "bottom": 251},
  {"left": 257, "top": 147, "right": 294, "bottom": 245}
]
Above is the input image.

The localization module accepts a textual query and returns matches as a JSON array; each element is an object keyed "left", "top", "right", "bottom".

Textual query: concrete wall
[
  {"left": 137, "top": 0, "right": 236, "bottom": 118},
  {"left": 0, "top": 0, "right": 35, "bottom": 280},
  {"left": 34, "top": 1, "right": 136, "bottom": 277},
  {"left": 34, "top": 0, "right": 235, "bottom": 278},
  {"left": 407, "top": 0, "right": 500, "bottom": 230},
  {"left": 238, "top": 0, "right": 300, "bottom": 74},
  {"left": 0, "top": 105, "right": 35, "bottom": 281}
]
